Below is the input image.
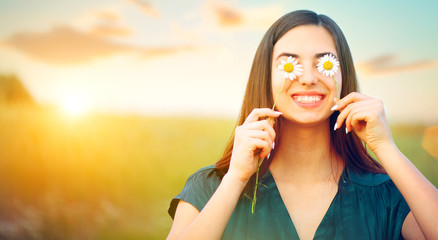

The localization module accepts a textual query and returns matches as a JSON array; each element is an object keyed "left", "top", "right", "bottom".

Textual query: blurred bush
[{"left": 0, "top": 75, "right": 35, "bottom": 106}]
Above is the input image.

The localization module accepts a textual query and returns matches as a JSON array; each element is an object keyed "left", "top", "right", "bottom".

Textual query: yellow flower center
[
  {"left": 283, "top": 63, "right": 294, "bottom": 73},
  {"left": 323, "top": 61, "right": 333, "bottom": 70}
]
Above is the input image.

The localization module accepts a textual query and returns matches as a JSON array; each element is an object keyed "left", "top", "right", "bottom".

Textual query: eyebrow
[{"left": 275, "top": 52, "right": 338, "bottom": 60}]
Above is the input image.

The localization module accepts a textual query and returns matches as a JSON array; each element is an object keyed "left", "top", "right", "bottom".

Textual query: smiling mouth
[{"left": 292, "top": 95, "right": 324, "bottom": 103}]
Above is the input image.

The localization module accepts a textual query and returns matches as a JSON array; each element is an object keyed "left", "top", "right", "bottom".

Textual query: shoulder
[
  {"left": 184, "top": 165, "right": 222, "bottom": 192},
  {"left": 182, "top": 165, "right": 222, "bottom": 195},
  {"left": 340, "top": 167, "right": 411, "bottom": 238},
  {"left": 342, "top": 166, "right": 410, "bottom": 212},
  {"left": 168, "top": 165, "right": 221, "bottom": 219},
  {"left": 343, "top": 167, "right": 390, "bottom": 187},
  {"left": 187, "top": 165, "right": 220, "bottom": 181}
]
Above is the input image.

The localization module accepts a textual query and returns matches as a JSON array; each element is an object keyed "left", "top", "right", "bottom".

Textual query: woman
[{"left": 167, "top": 10, "right": 437, "bottom": 240}]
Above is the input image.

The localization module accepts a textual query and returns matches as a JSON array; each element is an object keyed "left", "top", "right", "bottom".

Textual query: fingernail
[
  {"left": 272, "top": 142, "right": 275, "bottom": 149},
  {"left": 274, "top": 111, "right": 283, "bottom": 115},
  {"left": 333, "top": 123, "right": 338, "bottom": 131},
  {"left": 330, "top": 105, "right": 338, "bottom": 111},
  {"left": 345, "top": 127, "right": 349, "bottom": 134}
]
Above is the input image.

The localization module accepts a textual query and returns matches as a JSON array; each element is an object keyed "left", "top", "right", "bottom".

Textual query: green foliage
[{"left": 0, "top": 105, "right": 436, "bottom": 239}]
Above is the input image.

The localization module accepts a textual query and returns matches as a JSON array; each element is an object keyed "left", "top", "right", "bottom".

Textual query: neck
[{"left": 270, "top": 119, "right": 343, "bottom": 183}]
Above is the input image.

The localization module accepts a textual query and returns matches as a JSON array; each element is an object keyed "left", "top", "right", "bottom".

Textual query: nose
[{"left": 297, "top": 63, "right": 318, "bottom": 85}]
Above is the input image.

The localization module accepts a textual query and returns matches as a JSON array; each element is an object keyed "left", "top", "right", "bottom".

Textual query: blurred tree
[{"left": 0, "top": 74, "right": 35, "bottom": 105}]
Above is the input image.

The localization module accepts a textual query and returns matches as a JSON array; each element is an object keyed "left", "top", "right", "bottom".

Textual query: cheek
[
  {"left": 271, "top": 71, "right": 291, "bottom": 87},
  {"left": 271, "top": 69, "right": 283, "bottom": 92}
]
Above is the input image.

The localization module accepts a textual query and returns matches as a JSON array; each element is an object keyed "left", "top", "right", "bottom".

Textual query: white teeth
[{"left": 294, "top": 95, "right": 323, "bottom": 103}]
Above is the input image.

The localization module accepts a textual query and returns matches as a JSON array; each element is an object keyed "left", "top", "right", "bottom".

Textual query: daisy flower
[
  {"left": 317, "top": 54, "right": 340, "bottom": 100},
  {"left": 277, "top": 56, "right": 303, "bottom": 80},
  {"left": 317, "top": 54, "right": 339, "bottom": 77}
]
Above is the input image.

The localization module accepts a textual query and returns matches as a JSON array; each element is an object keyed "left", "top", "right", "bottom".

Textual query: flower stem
[
  {"left": 251, "top": 158, "right": 262, "bottom": 214},
  {"left": 272, "top": 77, "right": 287, "bottom": 111},
  {"left": 332, "top": 75, "right": 338, "bottom": 100},
  {"left": 251, "top": 77, "right": 286, "bottom": 214}
]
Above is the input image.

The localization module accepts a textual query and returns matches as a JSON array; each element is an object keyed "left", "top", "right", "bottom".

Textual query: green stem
[
  {"left": 251, "top": 77, "right": 286, "bottom": 214},
  {"left": 332, "top": 75, "right": 338, "bottom": 100},
  {"left": 251, "top": 158, "right": 262, "bottom": 214},
  {"left": 272, "top": 77, "right": 287, "bottom": 111}
]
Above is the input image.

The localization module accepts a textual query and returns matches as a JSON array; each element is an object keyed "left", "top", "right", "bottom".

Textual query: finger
[
  {"left": 334, "top": 102, "right": 354, "bottom": 131},
  {"left": 244, "top": 108, "right": 282, "bottom": 124},
  {"left": 350, "top": 102, "right": 385, "bottom": 131},
  {"left": 263, "top": 120, "right": 277, "bottom": 142},
  {"left": 254, "top": 138, "right": 272, "bottom": 159},
  {"left": 332, "top": 92, "right": 372, "bottom": 112},
  {"left": 250, "top": 138, "right": 270, "bottom": 159},
  {"left": 350, "top": 110, "right": 369, "bottom": 132},
  {"left": 334, "top": 99, "right": 373, "bottom": 131},
  {"left": 345, "top": 105, "right": 366, "bottom": 133},
  {"left": 245, "top": 130, "right": 273, "bottom": 146},
  {"left": 242, "top": 120, "right": 276, "bottom": 141},
  {"left": 242, "top": 119, "right": 268, "bottom": 131},
  {"left": 346, "top": 98, "right": 385, "bottom": 132}
]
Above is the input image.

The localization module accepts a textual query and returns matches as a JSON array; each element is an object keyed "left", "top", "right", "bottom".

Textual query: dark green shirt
[{"left": 168, "top": 165, "right": 410, "bottom": 239}]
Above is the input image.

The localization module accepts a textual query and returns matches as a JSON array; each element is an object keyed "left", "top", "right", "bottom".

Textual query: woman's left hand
[{"left": 333, "top": 92, "right": 395, "bottom": 155}]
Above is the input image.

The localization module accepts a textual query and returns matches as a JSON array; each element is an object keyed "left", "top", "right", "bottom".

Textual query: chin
[{"left": 282, "top": 112, "right": 331, "bottom": 126}]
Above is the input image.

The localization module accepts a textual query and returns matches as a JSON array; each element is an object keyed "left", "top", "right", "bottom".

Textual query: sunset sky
[{"left": 0, "top": 0, "right": 437, "bottom": 123}]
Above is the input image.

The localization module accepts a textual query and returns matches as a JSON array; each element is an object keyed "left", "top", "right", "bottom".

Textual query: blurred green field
[{"left": 0, "top": 105, "right": 437, "bottom": 239}]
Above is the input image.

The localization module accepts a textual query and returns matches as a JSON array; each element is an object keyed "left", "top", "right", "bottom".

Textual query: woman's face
[{"left": 271, "top": 24, "right": 342, "bottom": 126}]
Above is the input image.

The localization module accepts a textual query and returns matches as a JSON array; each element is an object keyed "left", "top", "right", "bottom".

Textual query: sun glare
[{"left": 60, "top": 93, "right": 91, "bottom": 117}]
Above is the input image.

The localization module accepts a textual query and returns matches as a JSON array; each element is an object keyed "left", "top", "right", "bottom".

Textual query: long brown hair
[{"left": 215, "top": 10, "right": 384, "bottom": 193}]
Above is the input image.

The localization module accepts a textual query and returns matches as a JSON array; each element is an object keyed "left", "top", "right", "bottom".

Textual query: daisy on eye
[
  {"left": 317, "top": 54, "right": 339, "bottom": 77},
  {"left": 317, "top": 53, "right": 340, "bottom": 101},
  {"left": 277, "top": 56, "right": 303, "bottom": 80}
]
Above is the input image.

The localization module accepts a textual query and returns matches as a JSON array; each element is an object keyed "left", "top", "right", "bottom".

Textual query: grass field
[{"left": 0, "top": 105, "right": 436, "bottom": 239}]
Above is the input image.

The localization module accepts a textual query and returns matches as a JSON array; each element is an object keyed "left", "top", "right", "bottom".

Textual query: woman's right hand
[{"left": 227, "top": 108, "right": 281, "bottom": 183}]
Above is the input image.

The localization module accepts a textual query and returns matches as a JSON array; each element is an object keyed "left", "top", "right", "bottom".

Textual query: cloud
[
  {"left": 356, "top": 54, "right": 438, "bottom": 76},
  {"left": 207, "top": 1, "right": 243, "bottom": 27},
  {"left": 90, "top": 25, "right": 133, "bottom": 38},
  {"left": 203, "top": 1, "right": 283, "bottom": 31},
  {"left": 94, "top": 10, "right": 121, "bottom": 23},
  {"left": 242, "top": 5, "right": 283, "bottom": 31},
  {"left": 126, "top": 0, "right": 160, "bottom": 18},
  {"left": 74, "top": 8, "right": 124, "bottom": 29},
  {"left": 72, "top": 8, "right": 134, "bottom": 38},
  {"left": 3, "top": 26, "right": 192, "bottom": 65}
]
